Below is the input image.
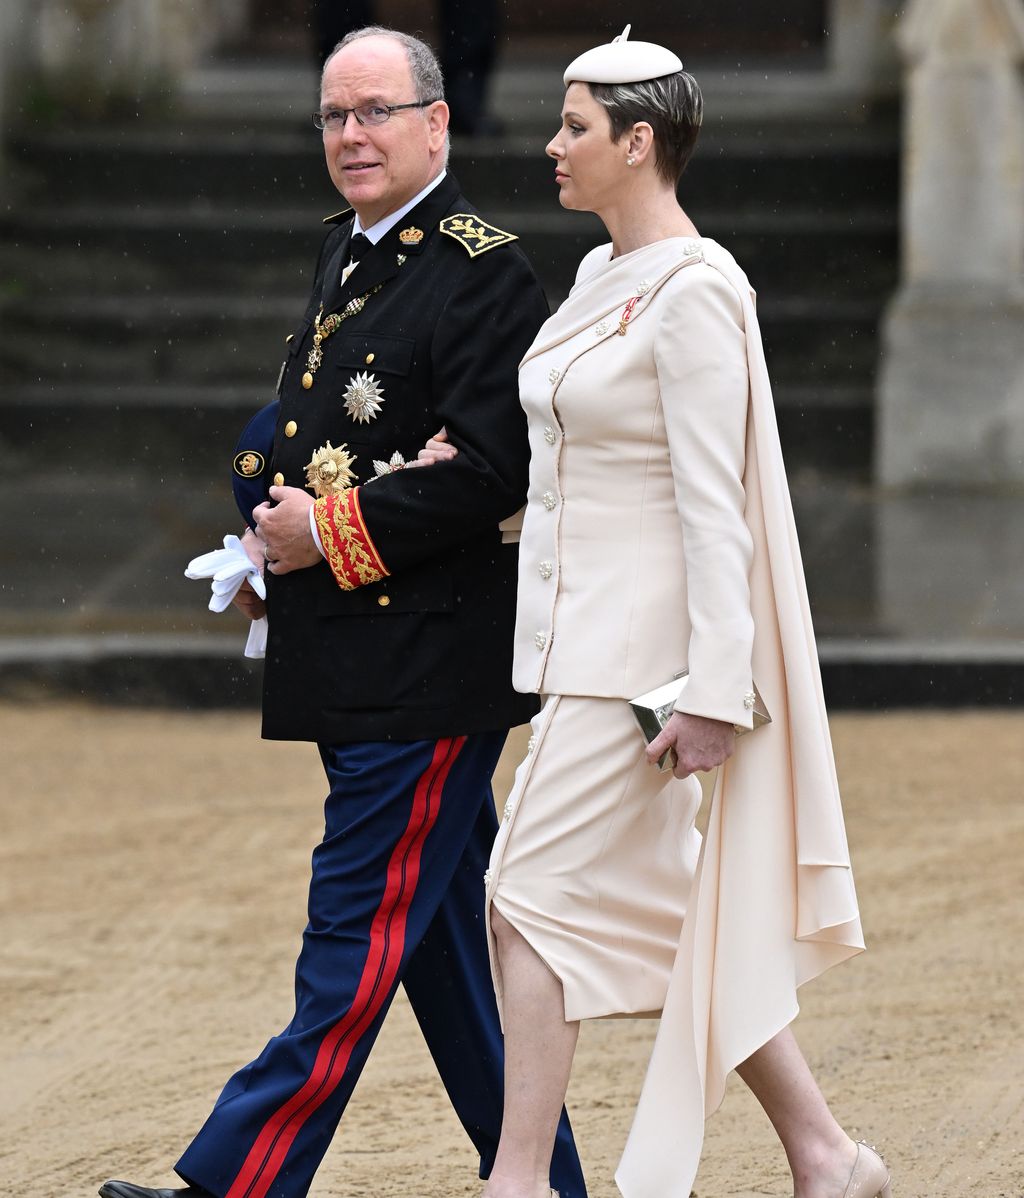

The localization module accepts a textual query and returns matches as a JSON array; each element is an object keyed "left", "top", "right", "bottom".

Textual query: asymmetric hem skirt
[{"left": 485, "top": 694, "right": 702, "bottom": 1024}]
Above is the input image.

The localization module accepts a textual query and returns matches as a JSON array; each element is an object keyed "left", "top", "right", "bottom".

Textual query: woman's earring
[{"left": 627, "top": 155, "right": 636, "bottom": 166}]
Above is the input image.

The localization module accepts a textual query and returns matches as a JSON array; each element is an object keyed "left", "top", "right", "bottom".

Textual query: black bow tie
[{"left": 348, "top": 232, "right": 371, "bottom": 261}]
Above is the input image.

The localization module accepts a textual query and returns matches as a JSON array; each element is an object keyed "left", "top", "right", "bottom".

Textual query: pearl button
[
  {"left": 683, "top": 238, "right": 702, "bottom": 256},
  {"left": 534, "top": 631, "right": 547, "bottom": 650},
  {"left": 284, "top": 420, "right": 298, "bottom": 438},
  {"left": 548, "top": 368, "right": 560, "bottom": 384},
  {"left": 543, "top": 426, "right": 556, "bottom": 446},
  {"left": 527, "top": 734, "right": 537, "bottom": 754},
  {"left": 542, "top": 491, "right": 556, "bottom": 511},
  {"left": 483, "top": 868, "right": 493, "bottom": 885},
  {"left": 743, "top": 691, "right": 756, "bottom": 709},
  {"left": 595, "top": 321, "right": 609, "bottom": 335},
  {"left": 637, "top": 279, "right": 651, "bottom": 295},
  {"left": 503, "top": 798, "right": 514, "bottom": 822},
  {"left": 273, "top": 472, "right": 285, "bottom": 487},
  {"left": 538, "top": 561, "right": 553, "bottom": 580}
]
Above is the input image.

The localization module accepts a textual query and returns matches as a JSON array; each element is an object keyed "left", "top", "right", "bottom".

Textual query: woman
[{"left": 422, "top": 27, "right": 890, "bottom": 1198}]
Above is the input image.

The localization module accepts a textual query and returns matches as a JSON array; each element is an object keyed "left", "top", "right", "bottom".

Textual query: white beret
[{"left": 563, "top": 24, "right": 683, "bottom": 87}]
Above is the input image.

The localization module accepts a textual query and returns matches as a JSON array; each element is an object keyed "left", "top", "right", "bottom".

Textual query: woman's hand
[
  {"left": 647, "top": 710, "right": 735, "bottom": 779},
  {"left": 405, "top": 426, "right": 459, "bottom": 468}
]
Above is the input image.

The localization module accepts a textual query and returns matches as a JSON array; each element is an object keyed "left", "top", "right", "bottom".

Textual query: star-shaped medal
[
  {"left": 304, "top": 442, "right": 358, "bottom": 498},
  {"left": 343, "top": 371, "right": 385, "bottom": 423}
]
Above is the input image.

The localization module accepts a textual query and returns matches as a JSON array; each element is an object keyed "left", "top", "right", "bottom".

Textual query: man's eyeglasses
[{"left": 312, "top": 100, "right": 440, "bottom": 132}]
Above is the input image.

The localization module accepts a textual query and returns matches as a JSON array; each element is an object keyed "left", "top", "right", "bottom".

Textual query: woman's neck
[{"left": 600, "top": 184, "right": 699, "bottom": 259}]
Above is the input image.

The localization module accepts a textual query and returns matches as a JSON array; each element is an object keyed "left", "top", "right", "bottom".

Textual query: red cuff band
[{"left": 313, "top": 488, "right": 389, "bottom": 590}]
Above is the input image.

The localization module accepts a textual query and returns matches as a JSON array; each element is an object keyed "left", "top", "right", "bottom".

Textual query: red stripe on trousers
[{"left": 225, "top": 736, "right": 467, "bottom": 1198}]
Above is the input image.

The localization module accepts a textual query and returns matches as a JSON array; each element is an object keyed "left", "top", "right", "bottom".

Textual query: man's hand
[
  {"left": 407, "top": 426, "right": 458, "bottom": 468},
  {"left": 231, "top": 527, "right": 267, "bottom": 620},
  {"left": 647, "top": 710, "right": 735, "bottom": 780},
  {"left": 253, "top": 485, "right": 322, "bottom": 574}
]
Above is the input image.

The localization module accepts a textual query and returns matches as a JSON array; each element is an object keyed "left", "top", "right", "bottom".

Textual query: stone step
[
  {"left": 9, "top": 126, "right": 897, "bottom": 213},
  {"left": 0, "top": 292, "right": 880, "bottom": 388},
  {"left": 5, "top": 633, "right": 1018, "bottom": 709},
  {"left": 0, "top": 379, "right": 875, "bottom": 479},
  {"left": 2, "top": 205, "right": 898, "bottom": 301}
]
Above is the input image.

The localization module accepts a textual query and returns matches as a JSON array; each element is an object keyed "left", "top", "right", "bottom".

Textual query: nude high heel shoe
[{"left": 841, "top": 1141, "right": 892, "bottom": 1198}]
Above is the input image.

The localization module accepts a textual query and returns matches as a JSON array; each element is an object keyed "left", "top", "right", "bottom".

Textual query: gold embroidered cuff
[{"left": 313, "top": 488, "right": 389, "bottom": 591}]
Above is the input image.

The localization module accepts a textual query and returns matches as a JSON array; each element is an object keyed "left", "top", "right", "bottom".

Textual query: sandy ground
[{"left": 1, "top": 703, "right": 1022, "bottom": 1198}]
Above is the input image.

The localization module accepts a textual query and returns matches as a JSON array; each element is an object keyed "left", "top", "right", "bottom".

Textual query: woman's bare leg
[
  {"left": 736, "top": 1026, "right": 861, "bottom": 1198},
  {"left": 483, "top": 909, "right": 580, "bottom": 1198}
]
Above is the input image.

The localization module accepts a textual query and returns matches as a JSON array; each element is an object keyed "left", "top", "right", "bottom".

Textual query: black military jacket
[{"left": 262, "top": 173, "right": 546, "bottom": 743}]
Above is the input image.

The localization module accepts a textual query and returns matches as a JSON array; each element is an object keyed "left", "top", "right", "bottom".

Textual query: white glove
[{"left": 185, "top": 534, "right": 268, "bottom": 659}]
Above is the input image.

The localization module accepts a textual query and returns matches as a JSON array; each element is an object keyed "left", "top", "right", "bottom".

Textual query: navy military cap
[{"left": 231, "top": 400, "right": 278, "bottom": 529}]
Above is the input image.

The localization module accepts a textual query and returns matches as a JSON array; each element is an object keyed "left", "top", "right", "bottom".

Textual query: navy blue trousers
[{"left": 176, "top": 732, "right": 587, "bottom": 1198}]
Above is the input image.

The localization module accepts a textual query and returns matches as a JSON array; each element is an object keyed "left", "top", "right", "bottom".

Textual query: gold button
[
  {"left": 273, "top": 472, "right": 285, "bottom": 487},
  {"left": 285, "top": 333, "right": 294, "bottom": 344},
  {"left": 377, "top": 594, "right": 391, "bottom": 607},
  {"left": 284, "top": 420, "right": 298, "bottom": 438},
  {"left": 365, "top": 352, "right": 375, "bottom": 364}
]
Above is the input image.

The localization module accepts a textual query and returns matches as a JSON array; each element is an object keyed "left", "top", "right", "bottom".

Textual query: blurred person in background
[{"left": 312, "top": 0, "right": 502, "bottom": 134}]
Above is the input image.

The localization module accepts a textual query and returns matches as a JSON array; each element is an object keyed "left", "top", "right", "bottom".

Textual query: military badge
[
  {"left": 368, "top": 451, "right": 407, "bottom": 481},
  {"left": 439, "top": 214, "right": 518, "bottom": 257},
  {"left": 233, "top": 450, "right": 265, "bottom": 478},
  {"left": 343, "top": 371, "right": 385, "bottom": 423},
  {"left": 304, "top": 442, "right": 358, "bottom": 498},
  {"left": 398, "top": 226, "right": 424, "bottom": 245}
]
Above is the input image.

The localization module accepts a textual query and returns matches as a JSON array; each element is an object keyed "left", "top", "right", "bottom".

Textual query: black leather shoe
[{"left": 99, "top": 1183, "right": 213, "bottom": 1198}]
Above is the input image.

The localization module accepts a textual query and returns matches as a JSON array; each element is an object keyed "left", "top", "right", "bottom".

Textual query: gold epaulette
[
  {"left": 323, "top": 207, "right": 354, "bottom": 224},
  {"left": 439, "top": 214, "right": 518, "bottom": 257}
]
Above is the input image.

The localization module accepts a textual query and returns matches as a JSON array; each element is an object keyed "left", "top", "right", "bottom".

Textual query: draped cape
[{"left": 530, "top": 239, "right": 865, "bottom": 1198}]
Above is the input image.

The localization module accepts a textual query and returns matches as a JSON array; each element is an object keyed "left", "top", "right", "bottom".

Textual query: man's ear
[{"left": 427, "top": 100, "right": 450, "bottom": 152}]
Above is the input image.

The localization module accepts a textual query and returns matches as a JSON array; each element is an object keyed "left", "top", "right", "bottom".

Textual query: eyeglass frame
[{"left": 312, "top": 100, "right": 441, "bottom": 132}]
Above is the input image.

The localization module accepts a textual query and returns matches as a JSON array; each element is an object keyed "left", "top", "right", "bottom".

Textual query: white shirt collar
[{"left": 353, "top": 170, "right": 447, "bottom": 245}]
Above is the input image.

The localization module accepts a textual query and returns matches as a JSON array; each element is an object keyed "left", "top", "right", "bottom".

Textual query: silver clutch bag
[{"left": 629, "top": 671, "right": 771, "bottom": 769}]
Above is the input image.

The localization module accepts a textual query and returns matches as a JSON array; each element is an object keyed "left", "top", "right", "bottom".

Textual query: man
[{"left": 100, "top": 27, "right": 586, "bottom": 1198}]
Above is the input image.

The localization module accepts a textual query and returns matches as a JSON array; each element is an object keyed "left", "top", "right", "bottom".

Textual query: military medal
[
  {"left": 343, "top": 371, "right": 385, "bottom": 423},
  {"left": 304, "top": 442, "right": 358, "bottom": 498},
  {"left": 301, "top": 270, "right": 395, "bottom": 391},
  {"left": 617, "top": 280, "right": 652, "bottom": 335},
  {"left": 368, "top": 451, "right": 407, "bottom": 481},
  {"left": 618, "top": 296, "right": 640, "bottom": 335}
]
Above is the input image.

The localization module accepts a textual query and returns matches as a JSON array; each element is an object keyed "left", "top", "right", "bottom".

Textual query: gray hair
[
  {"left": 323, "top": 26, "right": 446, "bottom": 104},
  {"left": 587, "top": 71, "right": 703, "bottom": 184}
]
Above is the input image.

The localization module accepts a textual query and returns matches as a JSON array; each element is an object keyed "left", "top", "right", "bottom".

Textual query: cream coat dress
[{"left": 485, "top": 236, "right": 866, "bottom": 1198}]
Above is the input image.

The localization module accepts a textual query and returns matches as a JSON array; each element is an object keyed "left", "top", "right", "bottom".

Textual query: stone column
[
  {"left": 30, "top": 0, "right": 243, "bottom": 115},
  {"left": 827, "top": 0, "right": 902, "bottom": 99},
  {"left": 877, "top": 0, "right": 1024, "bottom": 487}
]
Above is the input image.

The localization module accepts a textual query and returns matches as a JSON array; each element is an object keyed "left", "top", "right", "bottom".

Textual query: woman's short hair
[{"left": 587, "top": 71, "right": 703, "bottom": 184}]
